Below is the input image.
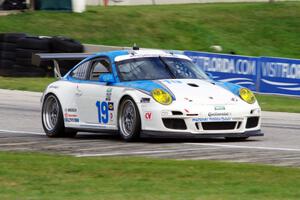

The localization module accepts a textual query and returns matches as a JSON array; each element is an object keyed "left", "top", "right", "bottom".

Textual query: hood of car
[
  {"left": 158, "top": 79, "right": 239, "bottom": 105},
  {"left": 113, "top": 79, "right": 241, "bottom": 105}
]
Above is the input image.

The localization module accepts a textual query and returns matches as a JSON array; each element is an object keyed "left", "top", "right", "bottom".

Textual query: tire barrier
[
  {"left": 15, "top": 36, "right": 52, "bottom": 76},
  {"left": 2, "top": 0, "right": 26, "bottom": 10},
  {"left": 0, "top": 33, "right": 84, "bottom": 77},
  {"left": 0, "top": 33, "right": 27, "bottom": 73}
]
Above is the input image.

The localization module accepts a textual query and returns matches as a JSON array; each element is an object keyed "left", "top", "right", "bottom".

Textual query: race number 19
[{"left": 96, "top": 101, "right": 109, "bottom": 124}]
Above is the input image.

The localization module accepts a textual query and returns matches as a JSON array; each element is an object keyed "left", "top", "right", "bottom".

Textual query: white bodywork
[{"left": 42, "top": 50, "right": 261, "bottom": 137}]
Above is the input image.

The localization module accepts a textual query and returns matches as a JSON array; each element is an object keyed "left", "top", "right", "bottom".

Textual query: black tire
[
  {"left": 1, "top": 51, "right": 16, "bottom": 60},
  {"left": 118, "top": 97, "right": 141, "bottom": 141},
  {"left": 6, "top": 65, "right": 46, "bottom": 77},
  {"left": 16, "top": 57, "right": 53, "bottom": 69},
  {"left": 0, "top": 33, "right": 27, "bottom": 43},
  {"left": 16, "top": 57, "right": 32, "bottom": 66},
  {"left": 0, "top": 34, "right": 4, "bottom": 42},
  {"left": 16, "top": 48, "right": 49, "bottom": 59},
  {"left": 225, "top": 137, "right": 249, "bottom": 141},
  {"left": 0, "top": 42, "right": 17, "bottom": 51},
  {"left": 17, "top": 36, "right": 51, "bottom": 51},
  {"left": 2, "top": 0, "right": 27, "bottom": 10},
  {"left": 0, "top": 59, "right": 15, "bottom": 69},
  {"left": 42, "top": 94, "right": 66, "bottom": 137},
  {"left": 51, "top": 36, "right": 84, "bottom": 53}
]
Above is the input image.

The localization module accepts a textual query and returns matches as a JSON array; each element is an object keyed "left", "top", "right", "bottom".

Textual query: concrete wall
[{"left": 86, "top": 0, "right": 292, "bottom": 6}]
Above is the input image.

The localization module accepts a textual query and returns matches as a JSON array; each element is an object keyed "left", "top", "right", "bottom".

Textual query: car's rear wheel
[
  {"left": 42, "top": 94, "right": 77, "bottom": 138},
  {"left": 118, "top": 97, "right": 141, "bottom": 141}
]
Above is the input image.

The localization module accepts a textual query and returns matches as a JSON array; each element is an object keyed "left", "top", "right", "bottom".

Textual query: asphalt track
[{"left": 0, "top": 89, "right": 299, "bottom": 167}]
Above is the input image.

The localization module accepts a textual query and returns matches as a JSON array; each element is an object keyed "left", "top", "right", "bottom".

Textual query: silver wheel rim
[
  {"left": 43, "top": 96, "right": 59, "bottom": 131},
  {"left": 119, "top": 100, "right": 136, "bottom": 137}
]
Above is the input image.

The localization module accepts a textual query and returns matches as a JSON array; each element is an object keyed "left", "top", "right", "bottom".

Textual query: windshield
[{"left": 117, "top": 57, "right": 209, "bottom": 81}]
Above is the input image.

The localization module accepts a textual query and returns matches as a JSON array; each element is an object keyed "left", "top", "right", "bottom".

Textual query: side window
[
  {"left": 71, "top": 61, "right": 90, "bottom": 80},
  {"left": 89, "top": 59, "right": 111, "bottom": 81}
]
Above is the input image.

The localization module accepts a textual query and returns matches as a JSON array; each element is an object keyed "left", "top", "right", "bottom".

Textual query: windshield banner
[{"left": 184, "top": 51, "right": 300, "bottom": 97}]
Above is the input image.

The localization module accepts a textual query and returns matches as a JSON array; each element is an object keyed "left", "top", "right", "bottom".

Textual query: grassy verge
[
  {"left": 0, "top": 152, "right": 299, "bottom": 200},
  {"left": 0, "top": 77, "right": 55, "bottom": 92},
  {"left": 0, "top": 2, "right": 300, "bottom": 58},
  {"left": 256, "top": 94, "right": 300, "bottom": 113},
  {"left": 0, "top": 76, "right": 299, "bottom": 113}
]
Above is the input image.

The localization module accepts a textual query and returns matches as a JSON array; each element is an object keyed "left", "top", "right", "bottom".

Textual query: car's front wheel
[
  {"left": 118, "top": 97, "right": 141, "bottom": 141},
  {"left": 42, "top": 94, "right": 77, "bottom": 138}
]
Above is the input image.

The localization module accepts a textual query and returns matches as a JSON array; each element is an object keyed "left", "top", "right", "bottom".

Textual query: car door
[{"left": 75, "top": 57, "right": 117, "bottom": 129}]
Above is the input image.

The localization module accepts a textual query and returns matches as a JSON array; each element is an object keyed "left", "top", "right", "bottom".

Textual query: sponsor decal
[
  {"left": 64, "top": 113, "right": 79, "bottom": 118},
  {"left": 145, "top": 112, "right": 152, "bottom": 120},
  {"left": 64, "top": 112, "right": 80, "bottom": 123},
  {"left": 67, "top": 108, "right": 77, "bottom": 112},
  {"left": 106, "top": 88, "right": 113, "bottom": 101},
  {"left": 192, "top": 117, "right": 232, "bottom": 122},
  {"left": 108, "top": 102, "right": 114, "bottom": 111},
  {"left": 110, "top": 113, "right": 114, "bottom": 121},
  {"left": 208, "top": 112, "right": 231, "bottom": 117},
  {"left": 64, "top": 118, "right": 80, "bottom": 123},
  {"left": 214, "top": 106, "right": 225, "bottom": 111},
  {"left": 140, "top": 98, "right": 150, "bottom": 103}
]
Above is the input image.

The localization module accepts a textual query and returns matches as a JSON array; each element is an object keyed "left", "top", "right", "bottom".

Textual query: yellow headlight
[
  {"left": 152, "top": 89, "right": 172, "bottom": 105},
  {"left": 239, "top": 88, "right": 256, "bottom": 104}
]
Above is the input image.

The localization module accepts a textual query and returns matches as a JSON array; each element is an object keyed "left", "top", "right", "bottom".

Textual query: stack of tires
[
  {"left": 0, "top": 33, "right": 84, "bottom": 77},
  {"left": 0, "top": 33, "right": 27, "bottom": 76},
  {"left": 14, "top": 36, "right": 51, "bottom": 76},
  {"left": 50, "top": 36, "right": 84, "bottom": 76},
  {"left": 2, "top": 0, "right": 27, "bottom": 10}
]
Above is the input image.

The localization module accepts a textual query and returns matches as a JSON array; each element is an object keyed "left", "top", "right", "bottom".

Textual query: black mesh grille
[
  {"left": 162, "top": 118, "right": 187, "bottom": 130},
  {"left": 246, "top": 117, "right": 259, "bottom": 128},
  {"left": 201, "top": 122, "right": 237, "bottom": 130}
]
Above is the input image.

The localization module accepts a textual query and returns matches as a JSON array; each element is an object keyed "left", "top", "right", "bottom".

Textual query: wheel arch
[{"left": 117, "top": 94, "right": 143, "bottom": 129}]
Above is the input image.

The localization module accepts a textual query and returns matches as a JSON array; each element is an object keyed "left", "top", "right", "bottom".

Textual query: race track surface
[{"left": 0, "top": 89, "right": 299, "bottom": 167}]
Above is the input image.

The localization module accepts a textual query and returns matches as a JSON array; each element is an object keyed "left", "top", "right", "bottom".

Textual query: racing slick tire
[
  {"left": 118, "top": 97, "right": 141, "bottom": 142},
  {"left": 42, "top": 94, "right": 76, "bottom": 138}
]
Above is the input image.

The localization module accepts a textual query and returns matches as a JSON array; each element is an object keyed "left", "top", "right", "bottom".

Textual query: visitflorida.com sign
[{"left": 184, "top": 51, "right": 300, "bottom": 97}]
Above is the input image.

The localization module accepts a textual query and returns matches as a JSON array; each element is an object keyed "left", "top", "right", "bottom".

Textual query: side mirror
[{"left": 99, "top": 73, "right": 115, "bottom": 84}]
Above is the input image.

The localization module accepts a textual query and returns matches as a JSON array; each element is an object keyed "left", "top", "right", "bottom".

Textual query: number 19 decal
[{"left": 96, "top": 101, "right": 109, "bottom": 124}]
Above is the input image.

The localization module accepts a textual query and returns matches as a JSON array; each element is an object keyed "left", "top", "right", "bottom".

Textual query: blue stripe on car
[
  {"left": 113, "top": 80, "right": 176, "bottom": 100},
  {"left": 215, "top": 81, "right": 242, "bottom": 96}
]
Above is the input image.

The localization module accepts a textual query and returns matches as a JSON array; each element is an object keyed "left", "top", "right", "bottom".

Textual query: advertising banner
[
  {"left": 184, "top": 51, "right": 300, "bottom": 96},
  {"left": 184, "top": 51, "right": 258, "bottom": 91},
  {"left": 259, "top": 57, "right": 300, "bottom": 96}
]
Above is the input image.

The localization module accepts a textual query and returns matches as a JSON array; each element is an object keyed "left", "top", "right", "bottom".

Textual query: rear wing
[{"left": 32, "top": 53, "right": 94, "bottom": 78}]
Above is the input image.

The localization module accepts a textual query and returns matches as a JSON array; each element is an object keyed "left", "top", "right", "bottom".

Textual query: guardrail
[{"left": 184, "top": 51, "right": 300, "bottom": 97}]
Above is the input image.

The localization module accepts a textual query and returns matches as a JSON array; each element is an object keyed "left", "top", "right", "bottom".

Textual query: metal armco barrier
[{"left": 184, "top": 51, "right": 300, "bottom": 97}]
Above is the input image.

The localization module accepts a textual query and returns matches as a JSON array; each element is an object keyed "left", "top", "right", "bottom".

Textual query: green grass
[
  {"left": 0, "top": 77, "right": 55, "bottom": 92},
  {"left": 256, "top": 94, "right": 300, "bottom": 113},
  {"left": 0, "top": 152, "right": 299, "bottom": 200},
  {"left": 0, "top": 2, "right": 300, "bottom": 58}
]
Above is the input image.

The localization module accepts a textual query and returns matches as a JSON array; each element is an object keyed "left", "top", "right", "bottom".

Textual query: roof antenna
[{"left": 133, "top": 43, "right": 139, "bottom": 50}]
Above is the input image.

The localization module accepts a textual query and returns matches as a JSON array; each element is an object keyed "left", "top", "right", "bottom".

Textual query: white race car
[{"left": 41, "top": 49, "right": 262, "bottom": 141}]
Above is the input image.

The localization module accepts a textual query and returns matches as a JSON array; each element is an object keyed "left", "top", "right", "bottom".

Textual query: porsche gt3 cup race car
[{"left": 41, "top": 49, "right": 263, "bottom": 141}]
